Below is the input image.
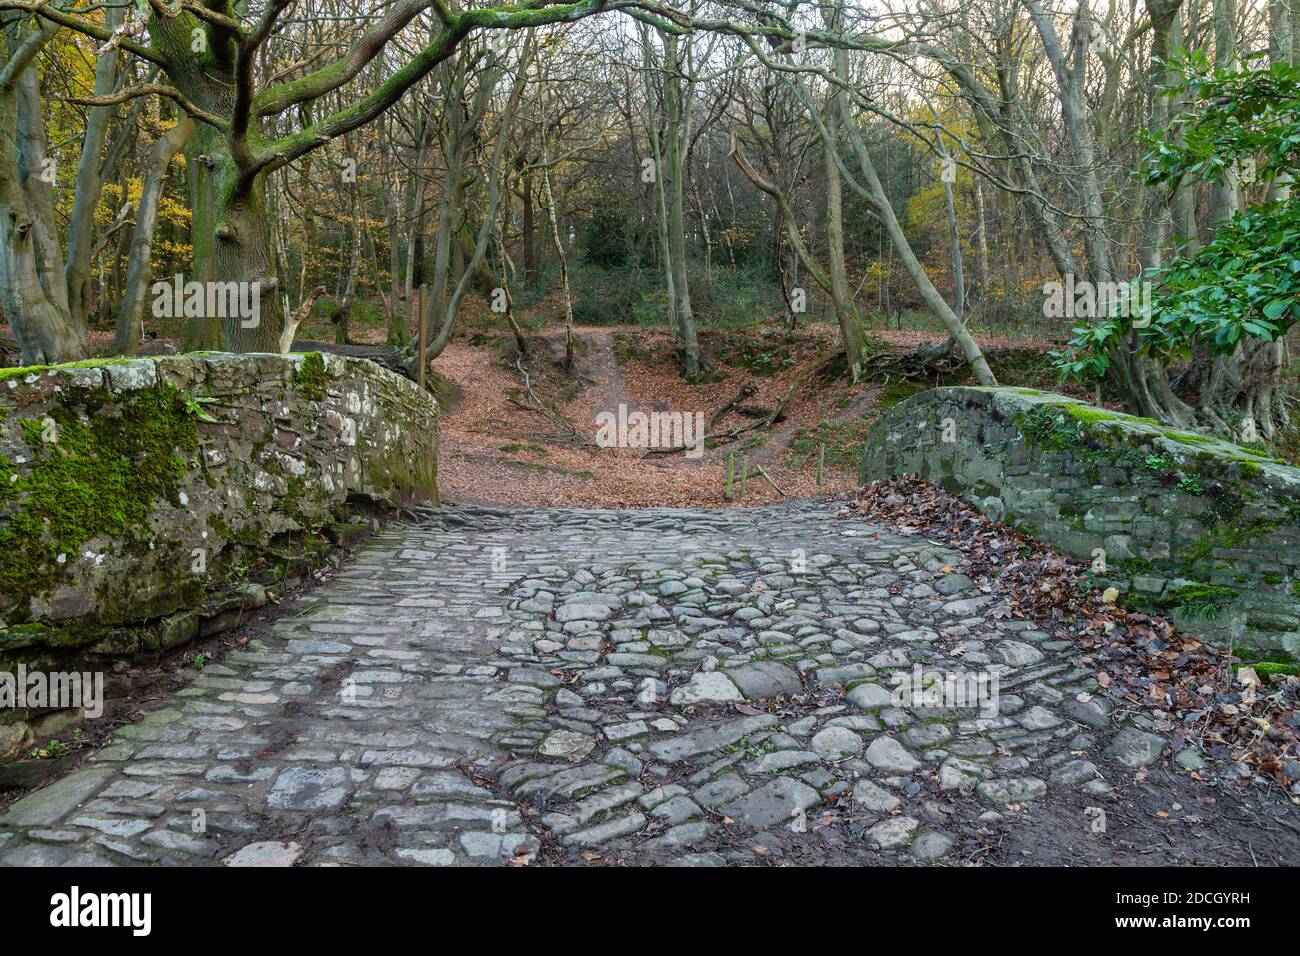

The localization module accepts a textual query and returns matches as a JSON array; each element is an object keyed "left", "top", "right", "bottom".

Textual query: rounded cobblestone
[{"left": 0, "top": 502, "right": 1218, "bottom": 866}]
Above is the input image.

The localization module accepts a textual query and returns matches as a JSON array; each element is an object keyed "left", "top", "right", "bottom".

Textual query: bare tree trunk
[
  {"left": 745, "top": 24, "right": 994, "bottom": 384},
  {"left": 542, "top": 165, "right": 576, "bottom": 371},
  {"left": 496, "top": 219, "right": 529, "bottom": 357},
  {"left": 829, "top": 67, "right": 995, "bottom": 384},
  {"left": 1211, "top": 0, "right": 1242, "bottom": 225},
  {"left": 64, "top": 5, "right": 122, "bottom": 334},
  {"left": 733, "top": 134, "right": 880, "bottom": 376},
  {"left": 661, "top": 32, "right": 701, "bottom": 377},
  {"left": 521, "top": 174, "right": 538, "bottom": 282},
  {"left": 384, "top": 185, "right": 405, "bottom": 343},
  {"left": 640, "top": 27, "right": 677, "bottom": 347},
  {"left": 377, "top": 117, "right": 405, "bottom": 344},
  {"left": 423, "top": 53, "right": 501, "bottom": 358},
  {"left": 941, "top": 167, "right": 966, "bottom": 322},
  {"left": 414, "top": 34, "right": 533, "bottom": 370},
  {"left": 691, "top": 178, "right": 712, "bottom": 278},
  {"left": 974, "top": 179, "right": 991, "bottom": 299},
  {"left": 404, "top": 105, "right": 436, "bottom": 350},
  {"left": 1024, "top": 0, "right": 1117, "bottom": 283},
  {"left": 1168, "top": 4, "right": 1204, "bottom": 258},
  {"left": 114, "top": 116, "right": 196, "bottom": 355},
  {"left": 426, "top": 146, "right": 461, "bottom": 355},
  {"left": 822, "top": 103, "right": 871, "bottom": 381},
  {"left": 334, "top": 177, "right": 363, "bottom": 344}
]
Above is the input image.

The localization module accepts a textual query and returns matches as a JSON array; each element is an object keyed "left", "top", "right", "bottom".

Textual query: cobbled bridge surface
[{"left": 0, "top": 503, "right": 1223, "bottom": 866}]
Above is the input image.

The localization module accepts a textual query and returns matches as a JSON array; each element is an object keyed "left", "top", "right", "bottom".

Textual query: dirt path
[
  {"left": 567, "top": 328, "right": 632, "bottom": 421},
  {"left": 432, "top": 327, "right": 860, "bottom": 509}
]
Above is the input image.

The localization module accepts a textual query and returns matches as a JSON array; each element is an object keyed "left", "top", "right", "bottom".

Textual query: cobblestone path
[{"left": 0, "top": 503, "right": 1292, "bottom": 866}]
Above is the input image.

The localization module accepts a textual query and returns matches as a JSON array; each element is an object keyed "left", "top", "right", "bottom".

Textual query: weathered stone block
[
  {"left": 0, "top": 352, "right": 438, "bottom": 664},
  {"left": 861, "top": 387, "right": 1300, "bottom": 659}
]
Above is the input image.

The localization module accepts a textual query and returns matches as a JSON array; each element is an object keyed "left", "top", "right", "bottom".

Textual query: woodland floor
[{"left": 427, "top": 321, "right": 1080, "bottom": 509}]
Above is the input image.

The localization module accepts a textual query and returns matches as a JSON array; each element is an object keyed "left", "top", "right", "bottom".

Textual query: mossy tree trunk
[
  {"left": 182, "top": 129, "right": 223, "bottom": 352},
  {"left": 0, "top": 18, "right": 84, "bottom": 365},
  {"left": 144, "top": 13, "right": 285, "bottom": 352},
  {"left": 29, "top": 0, "right": 621, "bottom": 356}
]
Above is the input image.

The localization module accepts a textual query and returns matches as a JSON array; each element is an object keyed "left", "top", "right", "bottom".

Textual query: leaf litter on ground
[{"left": 841, "top": 475, "right": 1299, "bottom": 797}]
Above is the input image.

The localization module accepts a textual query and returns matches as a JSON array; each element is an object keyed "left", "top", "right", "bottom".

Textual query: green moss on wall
[
  {"left": 292, "top": 352, "right": 330, "bottom": 402},
  {"left": 1125, "top": 581, "right": 1240, "bottom": 620},
  {"left": 1015, "top": 409, "right": 1071, "bottom": 450},
  {"left": 1060, "top": 404, "right": 1159, "bottom": 427},
  {"left": 0, "top": 357, "right": 133, "bottom": 382},
  {"left": 866, "top": 386, "right": 1300, "bottom": 659},
  {"left": 0, "top": 384, "right": 199, "bottom": 619}
]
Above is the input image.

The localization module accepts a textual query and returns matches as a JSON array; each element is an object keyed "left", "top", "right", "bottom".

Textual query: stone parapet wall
[
  {"left": 861, "top": 386, "right": 1300, "bottom": 660},
  {"left": 0, "top": 352, "right": 438, "bottom": 669}
]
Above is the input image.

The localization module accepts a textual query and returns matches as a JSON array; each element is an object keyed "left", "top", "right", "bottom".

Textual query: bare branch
[{"left": 65, "top": 84, "right": 226, "bottom": 130}]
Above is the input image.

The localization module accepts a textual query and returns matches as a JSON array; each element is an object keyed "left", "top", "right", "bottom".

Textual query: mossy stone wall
[
  {"left": 0, "top": 352, "right": 438, "bottom": 668},
  {"left": 861, "top": 386, "right": 1300, "bottom": 661}
]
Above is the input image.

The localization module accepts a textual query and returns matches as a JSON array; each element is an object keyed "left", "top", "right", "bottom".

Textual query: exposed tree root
[{"left": 860, "top": 336, "right": 969, "bottom": 380}]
